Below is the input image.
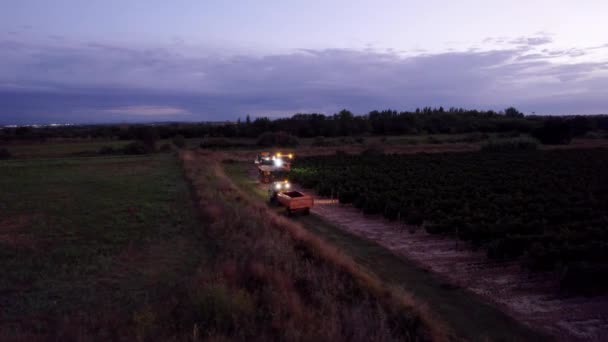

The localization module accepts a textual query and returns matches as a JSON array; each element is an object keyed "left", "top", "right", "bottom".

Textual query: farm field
[
  {"left": 0, "top": 142, "right": 440, "bottom": 341},
  {"left": 291, "top": 149, "right": 608, "bottom": 294},
  {"left": 223, "top": 161, "right": 547, "bottom": 341},
  {"left": 0, "top": 154, "right": 209, "bottom": 339}
]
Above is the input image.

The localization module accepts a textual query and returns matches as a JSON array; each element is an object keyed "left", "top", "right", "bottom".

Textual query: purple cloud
[{"left": 0, "top": 35, "right": 607, "bottom": 124}]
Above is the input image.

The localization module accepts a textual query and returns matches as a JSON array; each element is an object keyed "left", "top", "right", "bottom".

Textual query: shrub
[
  {"left": 171, "top": 134, "right": 186, "bottom": 148},
  {"left": 481, "top": 137, "right": 539, "bottom": 152},
  {"left": 256, "top": 131, "right": 299, "bottom": 147},
  {"left": 0, "top": 147, "right": 12, "bottom": 159},
  {"left": 532, "top": 119, "right": 572, "bottom": 144}
]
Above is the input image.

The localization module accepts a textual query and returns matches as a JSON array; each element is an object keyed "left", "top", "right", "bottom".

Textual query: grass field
[
  {"left": 0, "top": 154, "right": 208, "bottom": 339},
  {"left": 0, "top": 144, "right": 440, "bottom": 341},
  {"left": 223, "top": 161, "right": 546, "bottom": 342}
]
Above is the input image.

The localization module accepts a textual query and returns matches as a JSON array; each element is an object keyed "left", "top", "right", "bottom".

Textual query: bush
[
  {"left": 256, "top": 131, "right": 299, "bottom": 147},
  {"left": 123, "top": 141, "right": 152, "bottom": 155},
  {"left": 532, "top": 119, "right": 572, "bottom": 144},
  {"left": 0, "top": 147, "right": 12, "bottom": 159},
  {"left": 481, "top": 137, "right": 539, "bottom": 152},
  {"left": 172, "top": 134, "right": 186, "bottom": 148}
]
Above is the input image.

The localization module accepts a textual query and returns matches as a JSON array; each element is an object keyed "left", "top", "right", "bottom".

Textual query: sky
[{"left": 1, "top": 0, "right": 607, "bottom": 124}]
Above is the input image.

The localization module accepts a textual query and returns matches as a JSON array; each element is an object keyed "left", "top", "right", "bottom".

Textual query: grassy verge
[
  {"left": 183, "top": 151, "right": 439, "bottom": 341},
  {"left": 224, "top": 161, "right": 549, "bottom": 342}
]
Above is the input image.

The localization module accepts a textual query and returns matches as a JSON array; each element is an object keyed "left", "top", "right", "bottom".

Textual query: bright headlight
[
  {"left": 274, "top": 158, "right": 283, "bottom": 167},
  {"left": 285, "top": 183, "right": 291, "bottom": 189},
  {"left": 275, "top": 184, "right": 281, "bottom": 190}
]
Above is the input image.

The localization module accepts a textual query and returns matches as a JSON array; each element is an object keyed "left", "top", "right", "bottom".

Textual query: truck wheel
[{"left": 304, "top": 208, "right": 310, "bottom": 215}]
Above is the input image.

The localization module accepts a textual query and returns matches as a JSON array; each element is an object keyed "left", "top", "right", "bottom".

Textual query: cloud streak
[{"left": 0, "top": 35, "right": 607, "bottom": 124}]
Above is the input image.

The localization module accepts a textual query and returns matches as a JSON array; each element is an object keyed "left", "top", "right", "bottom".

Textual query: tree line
[{"left": 2, "top": 108, "right": 607, "bottom": 143}]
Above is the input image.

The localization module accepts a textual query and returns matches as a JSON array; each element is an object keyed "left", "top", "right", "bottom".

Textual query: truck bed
[{"left": 277, "top": 191, "right": 314, "bottom": 213}]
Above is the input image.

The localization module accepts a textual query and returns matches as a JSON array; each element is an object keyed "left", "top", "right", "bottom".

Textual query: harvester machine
[{"left": 255, "top": 151, "right": 294, "bottom": 183}]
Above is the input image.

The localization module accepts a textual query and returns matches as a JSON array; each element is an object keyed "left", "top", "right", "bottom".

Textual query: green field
[{"left": 0, "top": 154, "right": 206, "bottom": 338}]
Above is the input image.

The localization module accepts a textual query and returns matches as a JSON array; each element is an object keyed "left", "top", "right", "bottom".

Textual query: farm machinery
[
  {"left": 255, "top": 152, "right": 293, "bottom": 183},
  {"left": 255, "top": 152, "right": 313, "bottom": 215}
]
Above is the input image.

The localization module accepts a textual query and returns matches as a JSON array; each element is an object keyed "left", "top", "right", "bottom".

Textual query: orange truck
[{"left": 277, "top": 191, "right": 314, "bottom": 215}]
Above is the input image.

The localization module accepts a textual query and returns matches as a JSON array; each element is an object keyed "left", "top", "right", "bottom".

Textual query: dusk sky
[{"left": 1, "top": 0, "right": 607, "bottom": 124}]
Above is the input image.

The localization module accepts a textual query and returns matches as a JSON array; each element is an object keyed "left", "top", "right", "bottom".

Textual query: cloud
[
  {"left": 510, "top": 36, "right": 553, "bottom": 46},
  {"left": 103, "top": 105, "right": 188, "bottom": 116},
  {"left": 0, "top": 35, "right": 607, "bottom": 124}
]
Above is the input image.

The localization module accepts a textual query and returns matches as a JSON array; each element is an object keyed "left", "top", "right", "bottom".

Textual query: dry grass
[{"left": 180, "top": 150, "right": 446, "bottom": 341}]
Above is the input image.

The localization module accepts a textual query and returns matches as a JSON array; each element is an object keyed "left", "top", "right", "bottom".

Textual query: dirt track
[{"left": 306, "top": 198, "right": 608, "bottom": 341}]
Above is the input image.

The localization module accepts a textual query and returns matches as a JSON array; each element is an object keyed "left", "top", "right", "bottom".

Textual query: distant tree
[
  {"left": 505, "top": 107, "right": 524, "bottom": 118},
  {"left": 568, "top": 116, "right": 593, "bottom": 137}
]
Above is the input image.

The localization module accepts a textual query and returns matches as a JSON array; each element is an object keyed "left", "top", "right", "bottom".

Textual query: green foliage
[
  {"left": 291, "top": 150, "right": 608, "bottom": 294},
  {"left": 481, "top": 137, "right": 539, "bottom": 152}
]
